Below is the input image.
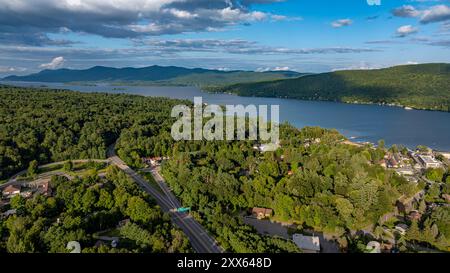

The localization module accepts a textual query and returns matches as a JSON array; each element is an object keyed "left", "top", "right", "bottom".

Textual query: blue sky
[{"left": 0, "top": 0, "right": 449, "bottom": 76}]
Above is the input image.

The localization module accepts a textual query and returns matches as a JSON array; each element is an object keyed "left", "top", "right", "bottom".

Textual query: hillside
[
  {"left": 2, "top": 65, "right": 301, "bottom": 87},
  {"left": 211, "top": 63, "right": 450, "bottom": 112}
]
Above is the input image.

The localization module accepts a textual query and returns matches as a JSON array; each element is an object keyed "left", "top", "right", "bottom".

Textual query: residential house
[
  {"left": 443, "top": 194, "right": 450, "bottom": 203},
  {"left": 292, "top": 234, "right": 321, "bottom": 253},
  {"left": 394, "top": 224, "right": 408, "bottom": 236},
  {"left": 2, "top": 185, "right": 21, "bottom": 199},
  {"left": 408, "top": 210, "right": 422, "bottom": 221},
  {"left": 37, "top": 182, "right": 52, "bottom": 196},
  {"left": 117, "top": 218, "right": 131, "bottom": 228},
  {"left": 395, "top": 167, "right": 415, "bottom": 176},
  {"left": 251, "top": 207, "right": 273, "bottom": 220}
]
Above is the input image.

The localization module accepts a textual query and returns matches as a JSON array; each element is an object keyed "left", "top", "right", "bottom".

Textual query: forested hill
[
  {"left": 0, "top": 85, "right": 188, "bottom": 180},
  {"left": 2, "top": 65, "right": 301, "bottom": 87},
  {"left": 210, "top": 63, "right": 450, "bottom": 112}
]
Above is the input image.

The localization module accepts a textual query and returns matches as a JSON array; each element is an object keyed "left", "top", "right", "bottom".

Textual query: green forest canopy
[{"left": 210, "top": 63, "right": 450, "bottom": 112}]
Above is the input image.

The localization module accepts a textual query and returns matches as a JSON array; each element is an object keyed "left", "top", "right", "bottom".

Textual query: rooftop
[{"left": 292, "top": 234, "right": 320, "bottom": 252}]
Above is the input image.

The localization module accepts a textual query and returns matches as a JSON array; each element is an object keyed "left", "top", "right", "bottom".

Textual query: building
[
  {"left": 394, "top": 224, "right": 408, "bottom": 236},
  {"left": 251, "top": 207, "right": 273, "bottom": 219},
  {"left": 417, "top": 155, "right": 441, "bottom": 169},
  {"left": 443, "top": 194, "right": 450, "bottom": 203},
  {"left": 253, "top": 142, "right": 280, "bottom": 153},
  {"left": 395, "top": 167, "right": 415, "bottom": 176},
  {"left": 142, "top": 156, "right": 167, "bottom": 166},
  {"left": 2, "top": 185, "right": 21, "bottom": 198},
  {"left": 117, "top": 218, "right": 131, "bottom": 228},
  {"left": 37, "top": 182, "right": 52, "bottom": 196},
  {"left": 408, "top": 210, "right": 422, "bottom": 221},
  {"left": 292, "top": 234, "right": 321, "bottom": 253}
]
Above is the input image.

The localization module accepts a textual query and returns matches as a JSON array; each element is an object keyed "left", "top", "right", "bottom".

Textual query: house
[
  {"left": 387, "top": 157, "right": 399, "bottom": 168},
  {"left": 443, "top": 194, "right": 450, "bottom": 203},
  {"left": 408, "top": 210, "right": 422, "bottom": 221},
  {"left": 2, "top": 185, "right": 21, "bottom": 198},
  {"left": 395, "top": 167, "right": 415, "bottom": 176},
  {"left": 417, "top": 155, "right": 441, "bottom": 169},
  {"left": 117, "top": 218, "right": 131, "bottom": 228},
  {"left": 251, "top": 207, "right": 273, "bottom": 219},
  {"left": 394, "top": 224, "right": 408, "bottom": 236},
  {"left": 142, "top": 157, "right": 164, "bottom": 166},
  {"left": 20, "top": 190, "right": 33, "bottom": 198},
  {"left": 253, "top": 142, "right": 280, "bottom": 153},
  {"left": 37, "top": 182, "right": 52, "bottom": 196},
  {"left": 287, "top": 170, "right": 294, "bottom": 176},
  {"left": 292, "top": 234, "right": 320, "bottom": 253}
]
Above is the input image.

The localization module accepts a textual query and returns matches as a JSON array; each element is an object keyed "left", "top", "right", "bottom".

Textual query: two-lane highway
[{"left": 108, "top": 154, "right": 222, "bottom": 253}]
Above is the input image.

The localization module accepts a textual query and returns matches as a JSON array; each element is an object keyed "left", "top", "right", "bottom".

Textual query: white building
[{"left": 417, "top": 155, "right": 441, "bottom": 169}]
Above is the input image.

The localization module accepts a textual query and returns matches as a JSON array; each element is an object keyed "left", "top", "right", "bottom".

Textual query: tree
[
  {"left": 63, "top": 161, "right": 73, "bottom": 172},
  {"left": 406, "top": 220, "right": 420, "bottom": 242},
  {"left": 27, "top": 160, "right": 39, "bottom": 177},
  {"left": 125, "top": 197, "right": 160, "bottom": 224}
]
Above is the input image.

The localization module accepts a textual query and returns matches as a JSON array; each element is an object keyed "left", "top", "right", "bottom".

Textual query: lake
[{"left": 3, "top": 81, "right": 450, "bottom": 151}]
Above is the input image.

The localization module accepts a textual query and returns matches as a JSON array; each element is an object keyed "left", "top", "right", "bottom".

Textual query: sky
[{"left": 0, "top": 0, "right": 450, "bottom": 77}]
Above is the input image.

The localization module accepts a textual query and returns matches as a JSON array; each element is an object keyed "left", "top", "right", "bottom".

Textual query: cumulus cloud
[
  {"left": 421, "top": 5, "right": 450, "bottom": 23},
  {"left": 392, "top": 5, "right": 421, "bottom": 18},
  {"left": 331, "top": 19, "right": 353, "bottom": 28},
  {"left": 0, "top": 0, "right": 291, "bottom": 45},
  {"left": 39, "top": 56, "right": 65, "bottom": 69},
  {"left": 392, "top": 4, "right": 450, "bottom": 24},
  {"left": 396, "top": 25, "right": 419, "bottom": 37}
]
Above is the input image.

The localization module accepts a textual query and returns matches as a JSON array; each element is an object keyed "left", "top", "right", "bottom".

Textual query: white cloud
[
  {"left": 0, "top": 66, "right": 27, "bottom": 73},
  {"left": 39, "top": 56, "right": 65, "bottom": 69},
  {"left": 331, "top": 19, "right": 353, "bottom": 28},
  {"left": 392, "top": 5, "right": 421, "bottom": 18},
  {"left": 421, "top": 5, "right": 450, "bottom": 23},
  {"left": 396, "top": 25, "right": 419, "bottom": 37},
  {"left": 0, "top": 0, "right": 291, "bottom": 41},
  {"left": 392, "top": 4, "right": 450, "bottom": 24}
]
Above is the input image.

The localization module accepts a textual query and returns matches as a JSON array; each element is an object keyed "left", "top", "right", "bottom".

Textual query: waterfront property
[{"left": 417, "top": 155, "right": 442, "bottom": 169}]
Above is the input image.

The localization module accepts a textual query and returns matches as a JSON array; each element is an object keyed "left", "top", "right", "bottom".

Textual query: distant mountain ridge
[
  {"left": 210, "top": 63, "right": 450, "bottom": 112},
  {"left": 2, "top": 65, "right": 302, "bottom": 86}
]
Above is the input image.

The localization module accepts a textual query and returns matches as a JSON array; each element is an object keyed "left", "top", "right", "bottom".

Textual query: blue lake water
[{"left": 3, "top": 81, "right": 450, "bottom": 151}]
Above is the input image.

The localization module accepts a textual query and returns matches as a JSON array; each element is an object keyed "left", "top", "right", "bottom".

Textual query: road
[
  {"left": 1, "top": 159, "right": 107, "bottom": 189},
  {"left": 107, "top": 148, "right": 223, "bottom": 253},
  {"left": 3, "top": 149, "right": 223, "bottom": 253}
]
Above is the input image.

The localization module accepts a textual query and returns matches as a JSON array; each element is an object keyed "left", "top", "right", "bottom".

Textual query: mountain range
[{"left": 2, "top": 65, "right": 302, "bottom": 87}]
